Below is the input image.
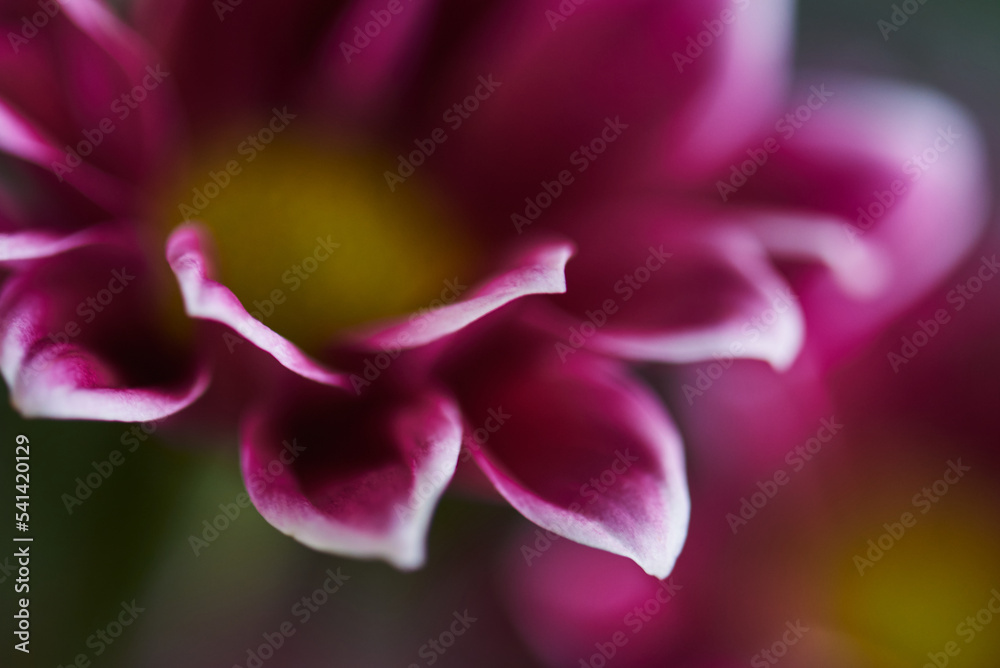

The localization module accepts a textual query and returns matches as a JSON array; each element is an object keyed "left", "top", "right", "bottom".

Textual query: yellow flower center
[{"left": 157, "top": 128, "right": 478, "bottom": 352}]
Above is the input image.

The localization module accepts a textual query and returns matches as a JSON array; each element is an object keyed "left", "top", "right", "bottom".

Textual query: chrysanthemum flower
[{"left": 0, "top": 0, "right": 986, "bottom": 577}]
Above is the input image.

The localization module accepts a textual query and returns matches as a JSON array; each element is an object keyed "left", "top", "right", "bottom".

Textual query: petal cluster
[{"left": 0, "top": 0, "right": 987, "bottom": 576}]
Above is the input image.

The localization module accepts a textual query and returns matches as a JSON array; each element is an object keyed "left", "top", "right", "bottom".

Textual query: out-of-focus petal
[
  {"left": 743, "top": 210, "right": 889, "bottom": 299},
  {"left": 0, "top": 221, "right": 121, "bottom": 263},
  {"left": 317, "top": 0, "right": 441, "bottom": 125},
  {"left": 241, "top": 382, "right": 463, "bottom": 570},
  {"left": 661, "top": 0, "right": 794, "bottom": 182},
  {"left": 0, "top": 0, "right": 177, "bottom": 185},
  {"left": 347, "top": 238, "right": 573, "bottom": 351},
  {"left": 667, "top": 350, "right": 836, "bottom": 476},
  {"left": 427, "top": 0, "right": 731, "bottom": 227},
  {"left": 732, "top": 77, "right": 990, "bottom": 360},
  {"left": 166, "top": 223, "right": 351, "bottom": 389},
  {"left": 543, "top": 206, "right": 804, "bottom": 370},
  {"left": 499, "top": 528, "right": 689, "bottom": 668},
  {"left": 132, "top": 0, "right": 345, "bottom": 135},
  {"left": 439, "top": 325, "right": 690, "bottom": 578},
  {"left": 0, "top": 241, "right": 208, "bottom": 420},
  {"left": 0, "top": 100, "right": 127, "bottom": 211}
]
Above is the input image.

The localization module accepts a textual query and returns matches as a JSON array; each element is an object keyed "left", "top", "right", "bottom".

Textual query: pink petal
[
  {"left": 669, "top": 349, "right": 836, "bottom": 475},
  {"left": 500, "top": 528, "right": 689, "bottom": 668},
  {"left": 0, "top": 222, "right": 121, "bottom": 263},
  {"left": 744, "top": 210, "right": 889, "bottom": 299},
  {"left": 544, "top": 207, "right": 804, "bottom": 370},
  {"left": 347, "top": 238, "right": 574, "bottom": 351},
  {"left": 0, "top": 243, "right": 208, "bottom": 420},
  {"left": 0, "top": 99, "right": 126, "bottom": 211},
  {"left": 440, "top": 326, "right": 690, "bottom": 578},
  {"left": 241, "top": 383, "right": 463, "bottom": 570},
  {"left": 166, "top": 223, "right": 351, "bottom": 389},
  {"left": 735, "top": 77, "right": 990, "bottom": 360},
  {"left": 660, "top": 0, "right": 794, "bottom": 182},
  {"left": 317, "top": 0, "right": 440, "bottom": 124},
  {"left": 132, "top": 0, "right": 346, "bottom": 135},
  {"left": 0, "top": 0, "right": 177, "bottom": 187},
  {"left": 428, "top": 0, "right": 733, "bottom": 226}
]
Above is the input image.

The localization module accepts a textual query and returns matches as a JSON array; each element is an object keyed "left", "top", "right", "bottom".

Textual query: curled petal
[
  {"left": 735, "top": 77, "right": 990, "bottom": 359},
  {"left": 0, "top": 243, "right": 208, "bottom": 420},
  {"left": 0, "top": 222, "right": 123, "bottom": 263},
  {"left": 241, "top": 384, "right": 463, "bottom": 570},
  {"left": 166, "top": 223, "right": 350, "bottom": 388},
  {"left": 745, "top": 211, "right": 889, "bottom": 299},
  {"left": 348, "top": 238, "right": 574, "bottom": 351},
  {"left": 441, "top": 327, "right": 690, "bottom": 578},
  {"left": 545, "top": 208, "right": 804, "bottom": 370}
]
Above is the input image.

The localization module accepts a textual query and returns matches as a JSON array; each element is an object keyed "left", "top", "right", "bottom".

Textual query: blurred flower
[{"left": 0, "top": 0, "right": 987, "bottom": 577}]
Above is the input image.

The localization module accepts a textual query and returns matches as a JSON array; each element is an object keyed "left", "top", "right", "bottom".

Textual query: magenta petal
[
  {"left": 320, "top": 0, "right": 439, "bottom": 122},
  {"left": 0, "top": 0, "right": 176, "bottom": 189},
  {"left": 241, "top": 385, "right": 463, "bottom": 569},
  {"left": 745, "top": 211, "right": 890, "bottom": 299},
  {"left": 550, "top": 212, "right": 804, "bottom": 370},
  {"left": 0, "top": 245, "right": 208, "bottom": 421},
  {"left": 166, "top": 224, "right": 350, "bottom": 389},
  {"left": 661, "top": 0, "right": 793, "bottom": 182},
  {"left": 0, "top": 100, "right": 126, "bottom": 212},
  {"left": 430, "top": 0, "right": 729, "bottom": 218},
  {"left": 740, "top": 77, "right": 990, "bottom": 358},
  {"left": 444, "top": 330, "right": 690, "bottom": 578},
  {"left": 3, "top": 341, "right": 209, "bottom": 421},
  {"left": 132, "top": 0, "right": 345, "bottom": 134},
  {"left": 0, "top": 222, "right": 121, "bottom": 263},
  {"left": 348, "top": 239, "right": 574, "bottom": 351}
]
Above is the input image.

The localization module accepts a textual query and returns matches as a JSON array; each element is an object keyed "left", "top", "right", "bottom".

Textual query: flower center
[{"left": 159, "top": 132, "right": 478, "bottom": 352}]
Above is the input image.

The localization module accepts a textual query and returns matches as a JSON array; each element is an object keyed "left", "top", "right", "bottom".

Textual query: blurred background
[{"left": 2, "top": 0, "right": 999, "bottom": 666}]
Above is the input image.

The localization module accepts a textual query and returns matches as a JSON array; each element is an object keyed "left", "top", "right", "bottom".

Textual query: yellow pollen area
[{"left": 158, "top": 133, "right": 478, "bottom": 353}]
